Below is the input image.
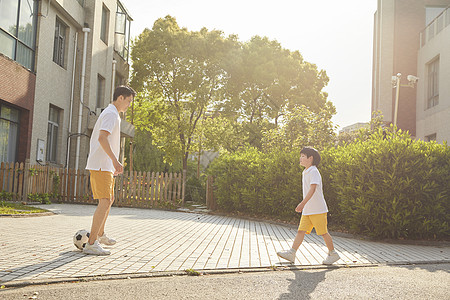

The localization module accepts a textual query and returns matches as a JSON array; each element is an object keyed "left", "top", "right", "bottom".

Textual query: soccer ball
[{"left": 73, "top": 229, "right": 90, "bottom": 250}]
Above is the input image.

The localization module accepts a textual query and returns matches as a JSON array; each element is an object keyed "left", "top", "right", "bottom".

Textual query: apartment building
[
  {"left": 0, "top": 0, "right": 134, "bottom": 168},
  {"left": 372, "top": 0, "right": 450, "bottom": 143},
  {"left": 416, "top": 6, "right": 450, "bottom": 142},
  {"left": 339, "top": 122, "right": 370, "bottom": 134},
  {"left": 0, "top": 0, "right": 38, "bottom": 163}
]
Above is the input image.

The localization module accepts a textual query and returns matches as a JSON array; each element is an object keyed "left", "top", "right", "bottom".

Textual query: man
[{"left": 83, "top": 85, "right": 135, "bottom": 255}]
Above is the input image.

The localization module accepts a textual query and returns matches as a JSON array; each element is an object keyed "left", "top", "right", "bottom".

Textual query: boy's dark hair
[
  {"left": 300, "top": 147, "right": 321, "bottom": 166},
  {"left": 113, "top": 85, "right": 136, "bottom": 101}
]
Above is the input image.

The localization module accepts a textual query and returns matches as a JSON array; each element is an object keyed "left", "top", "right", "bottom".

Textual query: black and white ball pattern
[{"left": 73, "top": 229, "right": 90, "bottom": 250}]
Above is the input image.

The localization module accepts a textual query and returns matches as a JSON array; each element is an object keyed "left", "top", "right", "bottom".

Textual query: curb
[
  {"left": 0, "top": 212, "right": 55, "bottom": 218},
  {"left": 2, "top": 261, "right": 449, "bottom": 289}
]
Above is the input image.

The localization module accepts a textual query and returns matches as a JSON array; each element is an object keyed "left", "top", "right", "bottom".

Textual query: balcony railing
[{"left": 420, "top": 6, "right": 450, "bottom": 48}]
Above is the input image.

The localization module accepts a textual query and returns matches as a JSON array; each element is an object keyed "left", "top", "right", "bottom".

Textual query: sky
[{"left": 123, "top": 0, "right": 378, "bottom": 131}]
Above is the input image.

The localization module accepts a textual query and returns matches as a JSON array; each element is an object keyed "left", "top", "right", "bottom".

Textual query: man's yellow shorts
[
  {"left": 298, "top": 213, "right": 328, "bottom": 235},
  {"left": 89, "top": 170, "right": 115, "bottom": 200}
]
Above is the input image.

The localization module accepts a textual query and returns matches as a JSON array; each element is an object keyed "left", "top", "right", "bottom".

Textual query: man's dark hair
[
  {"left": 113, "top": 85, "right": 136, "bottom": 101},
  {"left": 300, "top": 147, "right": 321, "bottom": 166}
]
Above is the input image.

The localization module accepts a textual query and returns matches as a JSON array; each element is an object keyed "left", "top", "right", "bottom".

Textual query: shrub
[
  {"left": 0, "top": 191, "right": 13, "bottom": 201},
  {"left": 208, "top": 128, "right": 450, "bottom": 240},
  {"left": 323, "top": 128, "right": 450, "bottom": 239},
  {"left": 27, "top": 193, "right": 52, "bottom": 204},
  {"left": 208, "top": 147, "right": 301, "bottom": 220}
]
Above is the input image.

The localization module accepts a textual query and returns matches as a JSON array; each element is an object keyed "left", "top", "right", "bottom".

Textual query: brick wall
[{"left": 0, "top": 53, "right": 35, "bottom": 161}]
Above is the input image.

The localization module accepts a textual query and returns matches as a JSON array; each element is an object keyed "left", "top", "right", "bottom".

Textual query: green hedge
[
  {"left": 208, "top": 148, "right": 301, "bottom": 220},
  {"left": 322, "top": 129, "right": 449, "bottom": 239},
  {"left": 208, "top": 129, "right": 450, "bottom": 240}
]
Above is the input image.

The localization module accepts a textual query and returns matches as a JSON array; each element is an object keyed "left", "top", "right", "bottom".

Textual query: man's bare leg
[
  {"left": 88, "top": 198, "right": 110, "bottom": 245},
  {"left": 98, "top": 201, "right": 113, "bottom": 237}
]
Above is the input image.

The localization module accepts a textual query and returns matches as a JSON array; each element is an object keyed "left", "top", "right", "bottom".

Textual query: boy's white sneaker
[
  {"left": 98, "top": 233, "right": 116, "bottom": 246},
  {"left": 277, "top": 249, "right": 296, "bottom": 263},
  {"left": 323, "top": 250, "right": 340, "bottom": 265},
  {"left": 83, "top": 240, "right": 111, "bottom": 256}
]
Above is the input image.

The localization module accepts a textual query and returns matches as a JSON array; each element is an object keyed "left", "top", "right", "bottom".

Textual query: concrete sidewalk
[{"left": 1, "top": 204, "right": 449, "bottom": 286}]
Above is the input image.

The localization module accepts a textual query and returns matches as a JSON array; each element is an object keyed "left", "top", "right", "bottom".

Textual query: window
[
  {"left": 0, "top": 0, "right": 38, "bottom": 70},
  {"left": 100, "top": 5, "right": 109, "bottom": 44},
  {"left": 0, "top": 104, "right": 19, "bottom": 163},
  {"left": 97, "top": 74, "right": 105, "bottom": 109},
  {"left": 46, "top": 106, "right": 60, "bottom": 163},
  {"left": 115, "top": 3, "right": 131, "bottom": 61},
  {"left": 427, "top": 23, "right": 434, "bottom": 41},
  {"left": 446, "top": 8, "right": 450, "bottom": 27},
  {"left": 53, "top": 18, "right": 68, "bottom": 67},
  {"left": 425, "top": 7, "right": 446, "bottom": 26},
  {"left": 436, "top": 14, "right": 444, "bottom": 33},
  {"left": 425, "top": 133, "right": 437, "bottom": 142},
  {"left": 427, "top": 58, "right": 439, "bottom": 109}
]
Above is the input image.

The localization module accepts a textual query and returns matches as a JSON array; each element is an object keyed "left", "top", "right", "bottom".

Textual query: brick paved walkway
[{"left": 1, "top": 204, "right": 449, "bottom": 285}]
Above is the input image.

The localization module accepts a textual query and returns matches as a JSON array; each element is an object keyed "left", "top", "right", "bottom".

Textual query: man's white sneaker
[
  {"left": 277, "top": 249, "right": 296, "bottom": 263},
  {"left": 98, "top": 234, "right": 116, "bottom": 246},
  {"left": 83, "top": 240, "right": 111, "bottom": 256},
  {"left": 323, "top": 250, "right": 340, "bottom": 265}
]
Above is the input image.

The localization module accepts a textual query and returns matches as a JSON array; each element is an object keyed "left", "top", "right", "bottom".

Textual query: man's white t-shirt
[
  {"left": 85, "top": 104, "right": 121, "bottom": 173},
  {"left": 302, "top": 166, "right": 328, "bottom": 215}
]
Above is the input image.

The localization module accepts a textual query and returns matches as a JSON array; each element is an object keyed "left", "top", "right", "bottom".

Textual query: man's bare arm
[{"left": 98, "top": 130, "right": 123, "bottom": 175}]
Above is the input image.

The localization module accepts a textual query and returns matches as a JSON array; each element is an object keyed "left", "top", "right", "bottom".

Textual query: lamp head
[{"left": 407, "top": 75, "right": 419, "bottom": 83}]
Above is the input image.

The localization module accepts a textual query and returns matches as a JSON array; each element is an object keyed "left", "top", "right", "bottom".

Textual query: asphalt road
[{"left": 1, "top": 263, "right": 448, "bottom": 299}]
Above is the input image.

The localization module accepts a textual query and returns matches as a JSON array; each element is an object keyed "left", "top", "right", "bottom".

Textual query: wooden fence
[{"left": 0, "top": 162, "right": 185, "bottom": 208}]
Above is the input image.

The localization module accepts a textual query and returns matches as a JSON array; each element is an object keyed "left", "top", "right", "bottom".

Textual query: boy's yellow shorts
[
  {"left": 298, "top": 213, "right": 328, "bottom": 235},
  {"left": 89, "top": 170, "right": 115, "bottom": 200}
]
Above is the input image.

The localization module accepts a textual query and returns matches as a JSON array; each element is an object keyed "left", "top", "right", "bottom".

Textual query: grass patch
[
  {"left": 0, "top": 201, "right": 48, "bottom": 215},
  {"left": 185, "top": 269, "right": 200, "bottom": 276}
]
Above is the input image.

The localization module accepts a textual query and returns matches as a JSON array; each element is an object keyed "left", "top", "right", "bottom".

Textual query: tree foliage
[
  {"left": 124, "top": 130, "right": 181, "bottom": 172},
  {"left": 261, "top": 103, "right": 336, "bottom": 152},
  {"left": 130, "top": 16, "right": 335, "bottom": 173},
  {"left": 131, "top": 16, "right": 238, "bottom": 171}
]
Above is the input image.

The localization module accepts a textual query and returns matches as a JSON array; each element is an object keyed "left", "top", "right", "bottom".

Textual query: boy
[
  {"left": 83, "top": 85, "right": 135, "bottom": 255},
  {"left": 277, "top": 147, "right": 340, "bottom": 265}
]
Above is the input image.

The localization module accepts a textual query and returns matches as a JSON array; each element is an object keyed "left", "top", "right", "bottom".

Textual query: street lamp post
[{"left": 391, "top": 73, "right": 419, "bottom": 128}]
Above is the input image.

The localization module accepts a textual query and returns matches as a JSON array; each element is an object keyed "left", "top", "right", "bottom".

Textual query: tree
[
  {"left": 124, "top": 130, "right": 182, "bottom": 173},
  {"left": 336, "top": 111, "right": 385, "bottom": 146},
  {"left": 131, "top": 16, "right": 239, "bottom": 174},
  {"left": 130, "top": 16, "right": 336, "bottom": 172},
  {"left": 261, "top": 102, "right": 336, "bottom": 152},
  {"left": 216, "top": 36, "right": 331, "bottom": 148}
]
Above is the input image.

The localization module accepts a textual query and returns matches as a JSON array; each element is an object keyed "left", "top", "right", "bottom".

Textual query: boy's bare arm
[
  {"left": 98, "top": 130, "right": 123, "bottom": 175},
  {"left": 295, "top": 184, "right": 317, "bottom": 213}
]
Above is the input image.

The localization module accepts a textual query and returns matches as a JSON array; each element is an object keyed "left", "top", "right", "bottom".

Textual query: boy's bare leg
[
  {"left": 321, "top": 232, "right": 335, "bottom": 252},
  {"left": 88, "top": 198, "right": 111, "bottom": 245},
  {"left": 292, "top": 231, "right": 306, "bottom": 250}
]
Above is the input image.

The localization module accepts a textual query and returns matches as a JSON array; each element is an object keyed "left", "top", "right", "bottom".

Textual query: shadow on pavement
[
  {"left": 278, "top": 269, "right": 330, "bottom": 300},
  {"left": 397, "top": 262, "right": 450, "bottom": 273},
  {"left": 0, "top": 251, "right": 84, "bottom": 284}
]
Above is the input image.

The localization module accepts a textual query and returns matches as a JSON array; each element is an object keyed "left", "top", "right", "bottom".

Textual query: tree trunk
[{"left": 182, "top": 153, "right": 188, "bottom": 203}]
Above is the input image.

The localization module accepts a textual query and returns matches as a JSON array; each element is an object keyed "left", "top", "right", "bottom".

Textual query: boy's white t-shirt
[
  {"left": 302, "top": 165, "right": 328, "bottom": 215},
  {"left": 85, "top": 104, "right": 121, "bottom": 173}
]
